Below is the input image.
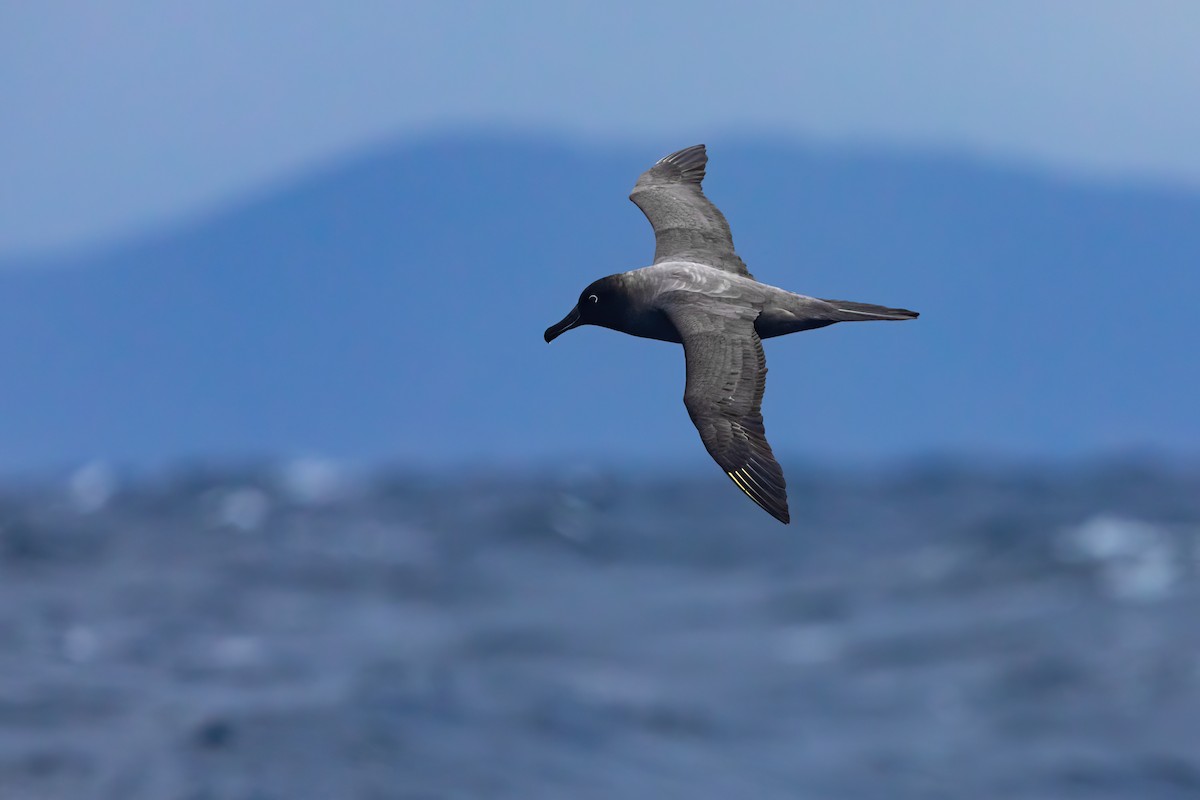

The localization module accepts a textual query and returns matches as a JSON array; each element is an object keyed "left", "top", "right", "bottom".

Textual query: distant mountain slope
[{"left": 2, "top": 134, "right": 1198, "bottom": 471}]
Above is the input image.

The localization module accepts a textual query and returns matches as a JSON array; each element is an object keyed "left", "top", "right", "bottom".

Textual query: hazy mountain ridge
[{"left": 2, "top": 134, "right": 1198, "bottom": 471}]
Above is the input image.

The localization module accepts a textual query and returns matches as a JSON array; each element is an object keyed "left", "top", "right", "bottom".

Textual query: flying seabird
[{"left": 544, "top": 145, "right": 918, "bottom": 524}]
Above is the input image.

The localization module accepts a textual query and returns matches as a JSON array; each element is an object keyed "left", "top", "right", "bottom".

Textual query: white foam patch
[
  {"left": 218, "top": 488, "right": 271, "bottom": 532},
  {"left": 62, "top": 625, "right": 100, "bottom": 664},
  {"left": 277, "top": 457, "right": 351, "bottom": 505},
  {"left": 1059, "top": 514, "right": 1182, "bottom": 602},
  {"left": 67, "top": 461, "right": 117, "bottom": 514}
]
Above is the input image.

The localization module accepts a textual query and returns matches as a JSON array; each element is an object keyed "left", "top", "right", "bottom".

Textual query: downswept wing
[
  {"left": 629, "top": 144, "right": 754, "bottom": 279},
  {"left": 663, "top": 298, "right": 789, "bottom": 523}
]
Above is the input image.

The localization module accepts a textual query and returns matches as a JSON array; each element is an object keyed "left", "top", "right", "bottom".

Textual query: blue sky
[{"left": 4, "top": 1, "right": 1200, "bottom": 257}]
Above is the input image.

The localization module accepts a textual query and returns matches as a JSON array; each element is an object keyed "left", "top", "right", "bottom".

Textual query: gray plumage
[
  {"left": 630, "top": 144, "right": 754, "bottom": 279},
  {"left": 545, "top": 145, "right": 918, "bottom": 524}
]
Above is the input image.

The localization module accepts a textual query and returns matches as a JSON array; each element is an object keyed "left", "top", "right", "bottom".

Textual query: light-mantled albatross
[{"left": 545, "top": 144, "right": 918, "bottom": 524}]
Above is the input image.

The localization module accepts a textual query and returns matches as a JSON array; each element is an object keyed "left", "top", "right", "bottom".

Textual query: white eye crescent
[{"left": 588, "top": 294, "right": 599, "bottom": 304}]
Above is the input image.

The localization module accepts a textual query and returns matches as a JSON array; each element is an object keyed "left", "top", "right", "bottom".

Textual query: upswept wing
[
  {"left": 663, "top": 298, "right": 789, "bottom": 523},
  {"left": 629, "top": 145, "right": 754, "bottom": 279}
]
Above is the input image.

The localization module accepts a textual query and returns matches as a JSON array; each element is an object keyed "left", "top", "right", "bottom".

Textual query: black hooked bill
[{"left": 544, "top": 306, "right": 582, "bottom": 343}]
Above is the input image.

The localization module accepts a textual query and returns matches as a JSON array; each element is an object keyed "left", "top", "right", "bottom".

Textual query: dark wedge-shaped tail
[{"left": 822, "top": 299, "right": 920, "bottom": 321}]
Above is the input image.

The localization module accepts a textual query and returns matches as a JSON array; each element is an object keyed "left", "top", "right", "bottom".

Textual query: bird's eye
[{"left": 588, "top": 294, "right": 599, "bottom": 304}]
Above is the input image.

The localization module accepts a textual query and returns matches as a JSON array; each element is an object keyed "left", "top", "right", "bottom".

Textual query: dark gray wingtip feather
[
  {"left": 653, "top": 144, "right": 707, "bottom": 186},
  {"left": 726, "top": 462, "right": 790, "bottom": 524}
]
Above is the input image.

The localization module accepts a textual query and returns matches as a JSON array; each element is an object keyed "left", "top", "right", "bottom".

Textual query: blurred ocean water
[{"left": 1, "top": 459, "right": 1199, "bottom": 799}]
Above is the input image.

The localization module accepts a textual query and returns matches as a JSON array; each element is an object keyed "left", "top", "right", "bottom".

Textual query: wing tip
[
  {"left": 657, "top": 143, "right": 706, "bottom": 164},
  {"left": 727, "top": 468, "right": 791, "bottom": 524},
  {"left": 652, "top": 144, "right": 707, "bottom": 186}
]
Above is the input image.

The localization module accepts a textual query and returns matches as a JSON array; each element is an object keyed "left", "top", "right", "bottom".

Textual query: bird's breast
[{"left": 608, "top": 306, "right": 682, "bottom": 343}]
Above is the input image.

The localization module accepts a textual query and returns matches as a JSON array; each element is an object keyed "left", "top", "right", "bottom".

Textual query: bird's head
[{"left": 544, "top": 275, "right": 628, "bottom": 342}]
